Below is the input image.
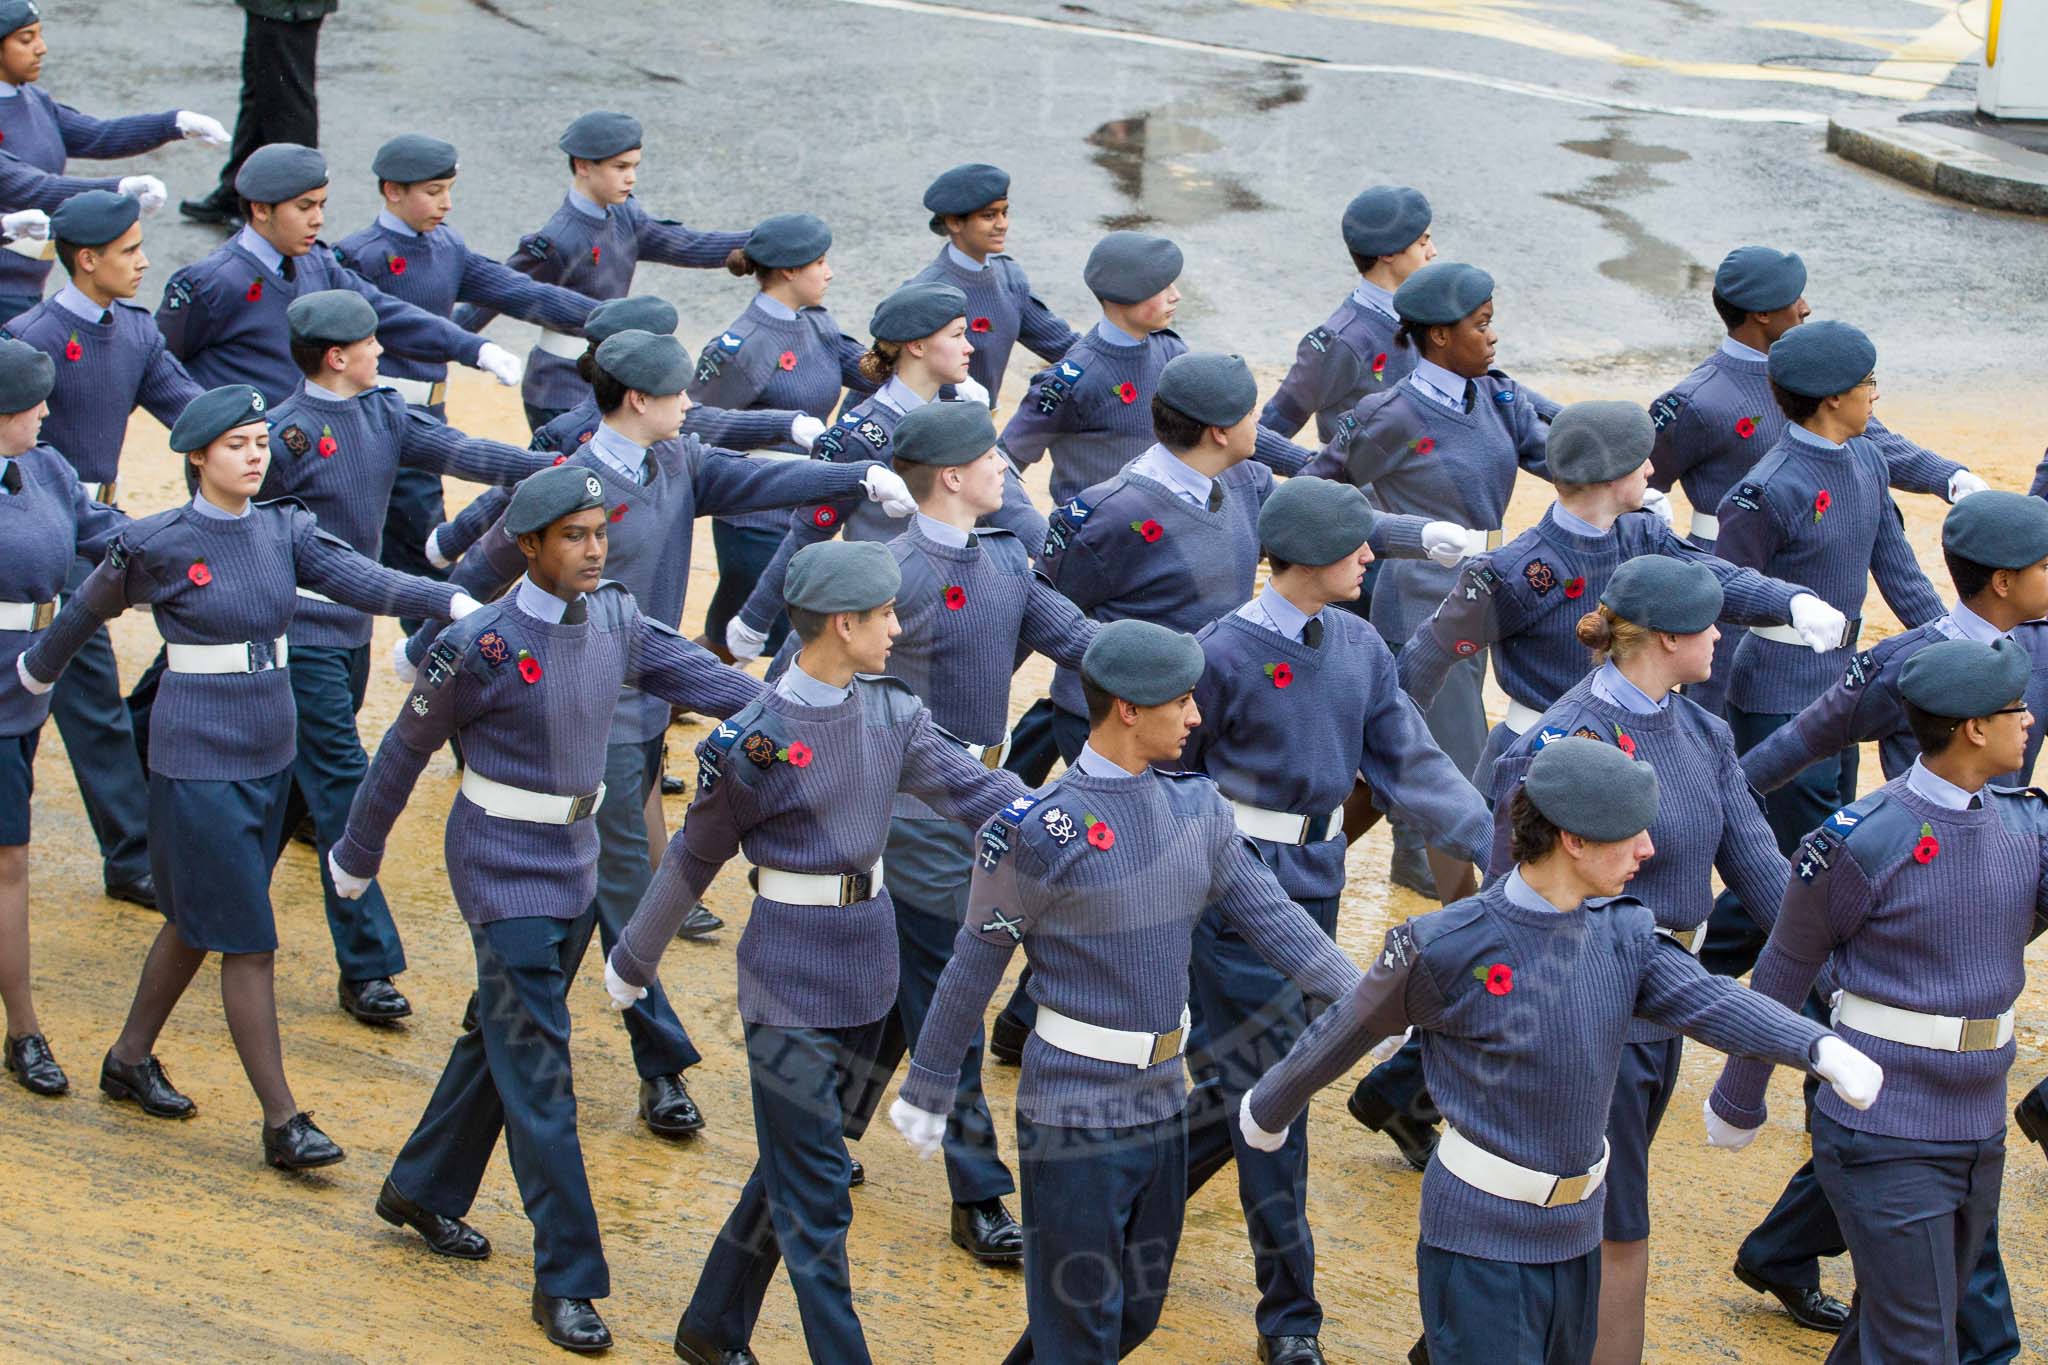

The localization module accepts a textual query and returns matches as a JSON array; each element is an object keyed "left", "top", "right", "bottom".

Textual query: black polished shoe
[
  {"left": 1346, "top": 1084, "right": 1437, "bottom": 1171},
  {"left": 1407, "top": 1336, "right": 1430, "bottom": 1365},
  {"left": 2015, "top": 1076, "right": 2048, "bottom": 1148},
  {"left": 1389, "top": 842, "right": 1435, "bottom": 897},
  {"left": 290, "top": 814, "right": 318, "bottom": 847},
  {"left": 4, "top": 1033, "right": 68, "bottom": 1095},
  {"left": 263, "top": 1111, "right": 345, "bottom": 1170},
  {"left": 989, "top": 1010, "right": 1028, "bottom": 1066},
  {"left": 177, "top": 196, "right": 241, "bottom": 228},
  {"left": 376, "top": 1178, "right": 491, "bottom": 1260},
  {"left": 103, "top": 874, "right": 156, "bottom": 909},
  {"left": 1259, "top": 1336, "right": 1327, "bottom": 1365},
  {"left": 660, "top": 772, "right": 686, "bottom": 797},
  {"left": 673, "top": 1322, "right": 757, "bottom": 1365},
  {"left": 950, "top": 1198, "right": 1024, "bottom": 1264},
  {"left": 1732, "top": 1260, "right": 1851, "bottom": 1333},
  {"left": 675, "top": 902, "right": 724, "bottom": 941},
  {"left": 848, "top": 1155, "right": 864, "bottom": 1187},
  {"left": 339, "top": 975, "right": 412, "bottom": 1024},
  {"left": 533, "top": 1290, "right": 612, "bottom": 1353},
  {"left": 639, "top": 1074, "right": 704, "bottom": 1137},
  {"left": 99, "top": 1051, "right": 195, "bottom": 1118}
]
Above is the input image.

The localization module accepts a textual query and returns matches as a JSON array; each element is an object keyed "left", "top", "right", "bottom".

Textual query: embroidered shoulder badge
[
  {"left": 1463, "top": 565, "right": 1499, "bottom": 601},
  {"left": 1306, "top": 326, "right": 1332, "bottom": 354},
  {"left": 1044, "top": 495, "right": 1093, "bottom": 556},
  {"left": 476, "top": 630, "right": 510, "bottom": 667},
  {"left": 1532, "top": 726, "right": 1566, "bottom": 751},
  {"left": 279, "top": 425, "right": 312, "bottom": 458},
  {"left": 855, "top": 419, "right": 888, "bottom": 450},
  {"left": 1649, "top": 393, "right": 1683, "bottom": 430},
  {"left": 1796, "top": 828, "right": 1838, "bottom": 882},
  {"left": 163, "top": 276, "right": 193, "bottom": 311},
  {"left": 1523, "top": 559, "right": 1557, "bottom": 595},
  {"left": 1571, "top": 726, "right": 1605, "bottom": 742},
  {"left": 1036, "top": 358, "right": 1086, "bottom": 415},
  {"left": 697, "top": 716, "right": 748, "bottom": 793},
  {"left": 813, "top": 416, "right": 853, "bottom": 462},
  {"left": 741, "top": 732, "right": 777, "bottom": 770},
  {"left": 1826, "top": 808, "right": 1861, "bottom": 834},
  {"left": 1842, "top": 650, "right": 1876, "bottom": 689},
  {"left": 694, "top": 331, "right": 745, "bottom": 385},
  {"left": 1730, "top": 480, "right": 1764, "bottom": 513},
  {"left": 422, "top": 638, "right": 461, "bottom": 689}
]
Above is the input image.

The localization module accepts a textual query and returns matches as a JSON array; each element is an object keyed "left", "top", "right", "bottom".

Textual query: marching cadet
[
  {"left": 470, "top": 110, "right": 747, "bottom": 431},
  {"left": 1709, "top": 638, "right": 2048, "bottom": 1365},
  {"left": 890, "top": 618, "right": 1361, "bottom": 1362},
  {"left": 4, "top": 189, "right": 197, "bottom": 910},
  {"left": 15, "top": 384, "right": 476, "bottom": 1169},
  {"left": 408, "top": 330, "right": 917, "bottom": 1136},
  {"left": 1177, "top": 477, "right": 1492, "bottom": 1365},
  {"left": 906, "top": 162, "right": 1077, "bottom": 408},
  {"left": 155, "top": 143, "right": 525, "bottom": 406},
  {"left": 329, "top": 464, "right": 763, "bottom": 1355},
  {"left": 261, "top": 290, "right": 552, "bottom": 1025},
  {"left": 1241, "top": 737, "right": 1882, "bottom": 1365},
  {"left": 0, "top": 337, "right": 123, "bottom": 1096},
  {"left": 1484, "top": 556, "right": 1797, "bottom": 1365},
  {"left": 607, "top": 539, "right": 1027, "bottom": 1365},
  {"left": 0, "top": 0, "right": 222, "bottom": 319}
]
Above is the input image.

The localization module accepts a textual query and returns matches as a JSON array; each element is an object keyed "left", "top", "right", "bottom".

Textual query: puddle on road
[
  {"left": 1545, "top": 118, "right": 1710, "bottom": 296},
  {"left": 1085, "top": 68, "right": 1303, "bottom": 230}
]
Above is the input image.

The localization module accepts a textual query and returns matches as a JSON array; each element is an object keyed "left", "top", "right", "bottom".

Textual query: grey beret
[
  {"left": 0, "top": 0, "right": 38, "bottom": 40},
  {"left": 1341, "top": 185, "right": 1431, "bottom": 258},
  {"left": 1258, "top": 477, "right": 1377, "bottom": 566},
  {"left": 1943, "top": 490, "right": 2048, "bottom": 570},
  {"left": 1899, "top": 638, "right": 2030, "bottom": 719},
  {"left": 1083, "top": 231, "right": 1182, "bottom": 304},
  {"left": 594, "top": 329, "right": 690, "bottom": 396},
  {"left": 285, "top": 289, "right": 378, "bottom": 346},
  {"left": 1393, "top": 261, "right": 1494, "bottom": 326},
  {"left": 923, "top": 163, "right": 1009, "bottom": 231},
  {"left": 0, "top": 336, "right": 52, "bottom": 414},
  {"left": 1714, "top": 246, "right": 1806, "bottom": 314},
  {"left": 584, "top": 294, "right": 678, "bottom": 342},
  {"left": 1524, "top": 736, "right": 1659, "bottom": 842},
  {"left": 1547, "top": 400, "right": 1654, "bottom": 485},
  {"left": 1599, "top": 555, "right": 1724, "bottom": 635},
  {"left": 785, "top": 540, "right": 902, "bottom": 615},
  {"left": 505, "top": 464, "right": 607, "bottom": 536},
  {"left": 48, "top": 189, "right": 139, "bottom": 248},
  {"left": 1156, "top": 352, "right": 1257, "bottom": 429},
  {"left": 233, "top": 143, "right": 328, "bottom": 203},
  {"left": 1081, "top": 619, "right": 1205, "bottom": 706},
  {"left": 745, "top": 213, "right": 832, "bottom": 270},
  {"left": 168, "top": 385, "right": 268, "bottom": 453},
  {"left": 558, "top": 110, "right": 642, "bottom": 161},
  {"left": 870, "top": 282, "right": 967, "bottom": 343},
  {"left": 1767, "top": 320, "right": 1876, "bottom": 399},
  {"left": 372, "top": 134, "right": 459, "bottom": 184},
  {"left": 892, "top": 401, "right": 996, "bottom": 467}
]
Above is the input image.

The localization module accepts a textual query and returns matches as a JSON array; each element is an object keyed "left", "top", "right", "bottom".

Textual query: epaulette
[
  {"left": 855, "top": 672, "right": 922, "bottom": 726},
  {"left": 812, "top": 412, "right": 857, "bottom": 462},
  {"left": 977, "top": 791, "right": 1047, "bottom": 871},
  {"left": 1034, "top": 356, "right": 1086, "bottom": 415},
  {"left": 695, "top": 710, "right": 754, "bottom": 794},
  {"left": 1305, "top": 326, "right": 1334, "bottom": 355},
  {"left": 1649, "top": 391, "right": 1686, "bottom": 431},
  {"left": 1728, "top": 479, "right": 1765, "bottom": 513},
  {"left": 161, "top": 273, "right": 195, "bottom": 311},
  {"left": 695, "top": 329, "right": 745, "bottom": 385},
  {"left": 1840, "top": 648, "right": 1878, "bottom": 690},
  {"left": 1043, "top": 493, "right": 1092, "bottom": 556}
]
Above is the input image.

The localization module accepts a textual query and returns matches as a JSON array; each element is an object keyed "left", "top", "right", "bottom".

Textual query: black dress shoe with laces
[
  {"left": 639, "top": 1074, "right": 704, "bottom": 1136},
  {"left": 533, "top": 1290, "right": 612, "bottom": 1353},
  {"left": 2015, "top": 1076, "right": 2048, "bottom": 1148},
  {"left": 1346, "top": 1083, "right": 1438, "bottom": 1171},
  {"left": 675, "top": 903, "right": 724, "bottom": 940},
  {"left": 178, "top": 195, "right": 241, "bottom": 228},
  {"left": 339, "top": 975, "right": 412, "bottom": 1024},
  {"left": 673, "top": 1322, "right": 757, "bottom": 1364},
  {"left": 4, "top": 1033, "right": 67, "bottom": 1095},
  {"left": 988, "top": 1010, "right": 1028, "bottom": 1065},
  {"left": 660, "top": 772, "right": 686, "bottom": 796},
  {"left": 103, "top": 874, "right": 156, "bottom": 909},
  {"left": 1732, "top": 1260, "right": 1851, "bottom": 1332},
  {"left": 848, "top": 1155, "right": 864, "bottom": 1187},
  {"left": 263, "top": 1112, "right": 345, "bottom": 1170},
  {"left": 1259, "top": 1335, "right": 1326, "bottom": 1365},
  {"left": 376, "top": 1178, "right": 491, "bottom": 1259},
  {"left": 99, "top": 1051, "right": 195, "bottom": 1118},
  {"left": 950, "top": 1198, "right": 1024, "bottom": 1263}
]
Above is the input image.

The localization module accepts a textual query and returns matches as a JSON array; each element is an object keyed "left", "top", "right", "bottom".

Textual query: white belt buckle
[
  {"left": 1147, "top": 1022, "right": 1186, "bottom": 1068},
  {"left": 0, "top": 597, "right": 58, "bottom": 631},
  {"left": 964, "top": 731, "right": 1011, "bottom": 770},
  {"left": 94, "top": 481, "right": 117, "bottom": 506},
  {"left": 1460, "top": 527, "right": 1505, "bottom": 556},
  {"left": 1546, "top": 1171, "right": 1593, "bottom": 1208},
  {"left": 1655, "top": 923, "right": 1706, "bottom": 956},
  {"left": 535, "top": 329, "right": 588, "bottom": 360}
]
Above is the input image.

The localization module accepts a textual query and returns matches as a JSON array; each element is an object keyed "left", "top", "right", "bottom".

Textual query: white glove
[
  {"left": 1640, "top": 486, "right": 1675, "bottom": 529},
  {"left": 0, "top": 208, "right": 48, "bottom": 241},
  {"left": 726, "top": 616, "right": 769, "bottom": 663},
  {"left": 1949, "top": 469, "right": 1989, "bottom": 503},
  {"left": 327, "top": 848, "right": 371, "bottom": 901},
  {"left": 14, "top": 653, "right": 52, "bottom": 696},
  {"left": 175, "top": 111, "right": 229, "bottom": 146},
  {"left": 953, "top": 375, "right": 990, "bottom": 407},
  {"left": 862, "top": 464, "right": 917, "bottom": 519},
  {"left": 423, "top": 525, "right": 452, "bottom": 570},
  {"left": 790, "top": 413, "right": 825, "bottom": 450},
  {"left": 1421, "top": 520, "right": 1472, "bottom": 568},
  {"left": 1789, "top": 593, "right": 1849, "bottom": 654},
  {"left": 1368, "top": 1026, "right": 1413, "bottom": 1065},
  {"left": 1814, "top": 1035, "right": 1883, "bottom": 1110},
  {"left": 1702, "top": 1099, "right": 1760, "bottom": 1150},
  {"left": 603, "top": 957, "right": 647, "bottom": 1012},
  {"left": 1238, "top": 1091, "right": 1289, "bottom": 1153},
  {"left": 889, "top": 1095, "right": 946, "bottom": 1158},
  {"left": 448, "top": 591, "right": 482, "bottom": 621},
  {"left": 476, "top": 342, "right": 523, "bottom": 387},
  {"left": 390, "top": 635, "right": 417, "bottom": 685},
  {"left": 117, "top": 176, "right": 166, "bottom": 213}
]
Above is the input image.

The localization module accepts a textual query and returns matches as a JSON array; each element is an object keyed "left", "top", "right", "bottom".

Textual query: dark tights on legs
[{"left": 111, "top": 924, "right": 297, "bottom": 1123}]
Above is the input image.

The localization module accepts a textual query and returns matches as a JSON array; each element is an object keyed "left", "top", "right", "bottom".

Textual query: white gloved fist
[
  {"left": 790, "top": 413, "right": 825, "bottom": 451},
  {"left": 175, "top": 110, "right": 229, "bottom": 146},
  {"left": 1789, "top": 593, "right": 1849, "bottom": 654},
  {"left": 1702, "top": 1098, "right": 1760, "bottom": 1151},
  {"left": 390, "top": 635, "right": 417, "bottom": 685},
  {"left": 1814, "top": 1035, "right": 1883, "bottom": 1110},
  {"left": 889, "top": 1095, "right": 947, "bottom": 1159},
  {"left": 1949, "top": 469, "right": 1989, "bottom": 503},
  {"left": 1239, "top": 1091, "right": 1289, "bottom": 1153},
  {"left": 423, "top": 525, "right": 452, "bottom": 570},
  {"left": 1421, "top": 520, "right": 1472, "bottom": 568},
  {"left": 0, "top": 209, "right": 48, "bottom": 242},
  {"left": 476, "top": 342, "right": 523, "bottom": 387},
  {"left": 448, "top": 591, "right": 482, "bottom": 621},
  {"left": 603, "top": 957, "right": 647, "bottom": 1012},
  {"left": 952, "top": 375, "right": 990, "bottom": 407},
  {"left": 117, "top": 176, "right": 166, "bottom": 213},
  {"left": 1640, "top": 486, "right": 1675, "bottom": 529},
  {"left": 862, "top": 464, "right": 917, "bottom": 518},
  {"left": 726, "top": 616, "right": 768, "bottom": 663},
  {"left": 14, "top": 653, "right": 52, "bottom": 696},
  {"left": 327, "top": 849, "right": 371, "bottom": 901},
  {"left": 1368, "top": 1026, "right": 1414, "bottom": 1065}
]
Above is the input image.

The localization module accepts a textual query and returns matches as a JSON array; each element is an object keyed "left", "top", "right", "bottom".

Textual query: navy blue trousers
[
  {"left": 1000, "top": 1111, "right": 1188, "bottom": 1364},
  {"left": 705, "top": 521, "right": 791, "bottom": 655},
  {"left": 1003, "top": 696, "right": 1064, "bottom": 787},
  {"left": 1417, "top": 1241, "right": 1600, "bottom": 1364},
  {"left": 589, "top": 735, "right": 700, "bottom": 1078},
  {"left": 45, "top": 608, "right": 150, "bottom": 885},
  {"left": 682, "top": 1016, "right": 892, "bottom": 1364},
  {"left": 388, "top": 910, "right": 608, "bottom": 1299}
]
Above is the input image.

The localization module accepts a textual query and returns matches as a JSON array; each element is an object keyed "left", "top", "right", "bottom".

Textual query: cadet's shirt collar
[
  {"left": 1074, "top": 742, "right": 1135, "bottom": 780},
  {"left": 875, "top": 376, "right": 928, "bottom": 414},
  {"left": 188, "top": 494, "right": 250, "bottom": 520},
  {"left": 1947, "top": 600, "right": 2008, "bottom": 643},
  {"left": 777, "top": 659, "right": 853, "bottom": 707},
  {"left": 0, "top": 456, "right": 12, "bottom": 492},
  {"left": 233, "top": 225, "right": 287, "bottom": 275},
  {"left": 514, "top": 574, "right": 580, "bottom": 623},
  {"left": 1504, "top": 866, "right": 1567, "bottom": 914},
  {"left": 1127, "top": 442, "right": 1213, "bottom": 508},
  {"left": 1907, "top": 758, "right": 1983, "bottom": 811},
  {"left": 750, "top": 292, "right": 799, "bottom": 322},
  {"left": 0, "top": 82, "right": 19, "bottom": 99},
  {"left": 566, "top": 187, "right": 608, "bottom": 220},
  {"left": 1592, "top": 660, "right": 1668, "bottom": 714},
  {"left": 1719, "top": 336, "right": 1768, "bottom": 363},
  {"left": 1408, "top": 357, "right": 1469, "bottom": 411},
  {"left": 1237, "top": 585, "right": 1315, "bottom": 642},
  {"left": 375, "top": 208, "right": 424, "bottom": 239},
  {"left": 915, "top": 512, "right": 970, "bottom": 548},
  {"left": 1092, "top": 317, "right": 1145, "bottom": 348},
  {"left": 587, "top": 422, "right": 648, "bottom": 482},
  {"left": 944, "top": 243, "right": 989, "bottom": 273},
  {"left": 1549, "top": 502, "right": 1606, "bottom": 538},
  {"left": 53, "top": 284, "right": 106, "bottom": 324},
  {"left": 1789, "top": 424, "right": 1846, "bottom": 452},
  {"left": 1350, "top": 277, "right": 1397, "bottom": 319}
]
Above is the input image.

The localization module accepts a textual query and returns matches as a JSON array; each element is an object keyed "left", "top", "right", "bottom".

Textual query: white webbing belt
[
  {"left": 1502, "top": 698, "right": 1545, "bottom": 736},
  {"left": 0, "top": 597, "right": 58, "bottom": 632},
  {"left": 459, "top": 768, "right": 605, "bottom": 824},
  {"left": 1461, "top": 527, "right": 1506, "bottom": 556},
  {"left": 962, "top": 731, "right": 1012, "bottom": 770},
  {"left": 1230, "top": 800, "right": 1344, "bottom": 846},
  {"left": 754, "top": 860, "right": 885, "bottom": 907},
  {"left": 1689, "top": 509, "right": 1719, "bottom": 541},
  {"left": 1655, "top": 923, "right": 1706, "bottom": 956},
  {"left": 2, "top": 236, "right": 53, "bottom": 261},
  {"left": 535, "top": 329, "right": 588, "bottom": 360},
  {"left": 295, "top": 587, "right": 335, "bottom": 603},
  {"left": 1752, "top": 617, "right": 1860, "bottom": 649},
  {"left": 1036, "top": 1003, "right": 1192, "bottom": 1068},
  {"left": 378, "top": 373, "right": 448, "bottom": 406},
  {"left": 1833, "top": 990, "right": 2013, "bottom": 1053},
  {"left": 1437, "top": 1126, "right": 1610, "bottom": 1208},
  {"left": 165, "top": 636, "right": 288, "bottom": 674}
]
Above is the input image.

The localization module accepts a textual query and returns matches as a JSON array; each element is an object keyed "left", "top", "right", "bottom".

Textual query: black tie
[
  {"left": 98, "top": 310, "right": 111, "bottom": 325},
  {"left": 1461, "top": 380, "right": 1476, "bottom": 413},
  {"left": 639, "top": 458, "right": 654, "bottom": 487},
  {"left": 1969, "top": 795, "right": 1984, "bottom": 811},
  {"left": 562, "top": 596, "right": 587, "bottom": 625},
  {"left": 1207, "top": 483, "right": 1224, "bottom": 513},
  {"left": 1302, "top": 617, "right": 1323, "bottom": 649},
  {"left": 0, "top": 460, "right": 18, "bottom": 495},
  {"left": 279, "top": 256, "right": 296, "bottom": 283}
]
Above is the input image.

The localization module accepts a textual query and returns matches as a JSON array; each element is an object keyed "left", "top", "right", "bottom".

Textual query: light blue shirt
[
  {"left": 1907, "top": 758, "right": 1983, "bottom": 811},
  {"left": 188, "top": 495, "right": 251, "bottom": 520},
  {"left": 777, "top": 659, "right": 853, "bottom": 707},
  {"left": 567, "top": 188, "right": 607, "bottom": 221},
  {"left": 1503, "top": 865, "right": 1565, "bottom": 914},
  {"left": 1591, "top": 661, "right": 1668, "bottom": 714},
  {"left": 514, "top": 574, "right": 580, "bottom": 624},
  {"left": 1408, "top": 357, "right": 1469, "bottom": 412},
  {"left": 232, "top": 226, "right": 288, "bottom": 277},
  {"left": 915, "top": 512, "right": 970, "bottom": 548},
  {"left": 1549, "top": 503, "right": 1608, "bottom": 538},
  {"left": 1720, "top": 336, "right": 1768, "bottom": 364},
  {"left": 945, "top": 243, "right": 989, "bottom": 273},
  {"left": 587, "top": 422, "right": 649, "bottom": 484},
  {"left": 1945, "top": 601, "right": 2008, "bottom": 644},
  {"left": 1788, "top": 424, "right": 1846, "bottom": 453},
  {"left": 53, "top": 285, "right": 105, "bottom": 324},
  {"left": 0, "top": 83, "right": 19, "bottom": 100},
  {"left": 1075, "top": 742, "right": 1134, "bottom": 780},
  {"left": 751, "top": 293, "right": 799, "bottom": 323},
  {"left": 1093, "top": 317, "right": 1144, "bottom": 348},
  {"left": 376, "top": 208, "right": 424, "bottom": 240},
  {"left": 1350, "top": 278, "right": 1398, "bottom": 320},
  {"left": 0, "top": 456, "right": 13, "bottom": 494},
  {"left": 1235, "top": 585, "right": 1316, "bottom": 643},
  {"left": 1126, "top": 442, "right": 1213, "bottom": 508},
  {"left": 874, "top": 376, "right": 929, "bottom": 415}
]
